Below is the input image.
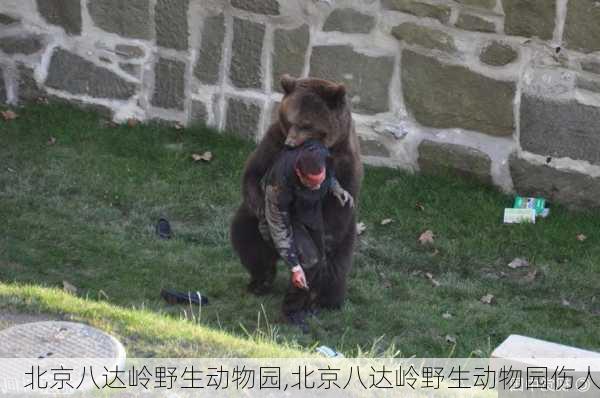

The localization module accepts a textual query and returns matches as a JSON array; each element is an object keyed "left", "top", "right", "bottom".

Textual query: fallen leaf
[
  {"left": 1, "top": 110, "right": 17, "bottom": 121},
  {"left": 442, "top": 312, "right": 453, "bottom": 319},
  {"left": 415, "top": 202, "right": 425, "bottom": 211},
  {"left": 480, "top": 294, "right": 496, "bottom": 305},
  {"left": 418, "top": 230, "right": 434, "bottom": 245},
  {"left": 445, "top": 335, "right": 457, "bottom": 344},
  {"left": 7, "top": 167, "right": 15, "bottom": 173},
  {"left": 561, "top": 298, "right": 571, "bottom": 307},
  {"left": 380, "top": 218, "right": 393, "bottom": 225},
  {"left": 192, "top": 151, "right": 213, "bottom": 162},
  {"left": 508, "top": 258, "right": 529, "bottom": 269},
  {"left": 424, "top": 272, "right": 441, "bottom": 287},
  {"left": 356, "top": 222, "right": 367, "bottom": 235},
  {"left": 47, "top": 136, "right": 56, "bottom": 145},
  {"left": 63, "top": 280, "right": 78, "bottom": 295},
  {"left": 576, "top": 234, "right": 587, "bottom": 242}
]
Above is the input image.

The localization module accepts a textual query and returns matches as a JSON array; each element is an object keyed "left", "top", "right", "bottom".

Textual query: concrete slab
[{"left": 492, "top": 334, "right": 600, "bottom": 359}]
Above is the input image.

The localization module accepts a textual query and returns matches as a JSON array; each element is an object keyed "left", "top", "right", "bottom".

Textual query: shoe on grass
[
  {"left": 160, "top": 289, "right": 208, "bottom": 305},
  {"left": 155, "top": 218, "right": 172, "bottom": 239}
]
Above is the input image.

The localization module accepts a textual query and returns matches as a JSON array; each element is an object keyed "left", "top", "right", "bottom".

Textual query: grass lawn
[{"left": 1, "top": 103, "right": 599, "bottom": 358}]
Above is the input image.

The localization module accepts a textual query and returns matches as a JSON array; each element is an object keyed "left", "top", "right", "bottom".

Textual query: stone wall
[{"left": 2, "top": 0, "right": 600, "bottom": 208}]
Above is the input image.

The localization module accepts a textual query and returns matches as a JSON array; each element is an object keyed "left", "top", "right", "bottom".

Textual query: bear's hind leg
[{"left": 317, "top": 227, "right": 355, "bottom": 310}]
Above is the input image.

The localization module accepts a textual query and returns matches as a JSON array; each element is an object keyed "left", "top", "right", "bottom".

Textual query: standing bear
[{"left": 230, "top": 75, "right": 363, "bottom": 320}]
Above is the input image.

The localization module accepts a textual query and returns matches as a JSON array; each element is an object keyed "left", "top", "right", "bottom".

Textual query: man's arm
[
  {"left": 264, "top": 183, "right": 300, "bottom": 269},
  {"left": 329, "top": 176, "right": 354, "bottom": 208}
]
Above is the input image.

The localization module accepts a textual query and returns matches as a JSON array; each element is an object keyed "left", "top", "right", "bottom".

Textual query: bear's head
[{"left": 278, "top": 75, "right": 352, "bottom": 148}]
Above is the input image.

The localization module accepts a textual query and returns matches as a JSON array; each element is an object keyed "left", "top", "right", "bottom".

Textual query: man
[{"left": 259, "top": 140, "right": 353, "bottom": 328}]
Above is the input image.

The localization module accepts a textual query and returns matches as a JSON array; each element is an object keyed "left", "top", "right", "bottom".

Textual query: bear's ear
[
  {"left": 281, "top": 74, "right": 297, "bottom": 95},
  {"left": 322, "top": 83, "right": 346, "bottom": 108}
]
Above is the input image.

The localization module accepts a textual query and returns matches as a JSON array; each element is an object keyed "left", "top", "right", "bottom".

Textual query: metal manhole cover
[
  {"left": 0, "top": 322, "right": 126, "bottom": 393},
  {"left": 0, "top": 321, "right": 126, "bottom": 359}
]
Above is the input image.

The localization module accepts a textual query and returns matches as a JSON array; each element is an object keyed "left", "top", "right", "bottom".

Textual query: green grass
[{"left": 1, "top": 103, "right": 600, "bottom": 358}]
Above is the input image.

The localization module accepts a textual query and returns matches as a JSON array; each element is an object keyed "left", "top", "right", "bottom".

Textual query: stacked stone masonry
[{"left": 1, "top": 0, "right": 600, "bottom": 208}]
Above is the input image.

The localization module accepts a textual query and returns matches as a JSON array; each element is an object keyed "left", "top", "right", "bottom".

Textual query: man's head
[{"left": 295, "top": 143, "right": 327, "bottom": 190}]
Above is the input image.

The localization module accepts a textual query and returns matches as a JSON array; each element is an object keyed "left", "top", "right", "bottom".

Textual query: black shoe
[
  {"left": 160, "top": 289, "right": 208, "bottom": 305},
  {"left": 155, "top": 218, "right": 172, "bottom": 239}
]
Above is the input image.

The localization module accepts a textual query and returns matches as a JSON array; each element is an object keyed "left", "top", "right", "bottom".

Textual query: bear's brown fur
[{"left": 230, "top": 75, "right": 363, "bottom": 314}]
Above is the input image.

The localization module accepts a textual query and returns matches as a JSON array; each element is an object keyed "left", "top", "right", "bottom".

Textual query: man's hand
[
  {"left": 291, "top": 265, "right": 309, "bottom": 290},
  {"left": 333, "top": 188, "right": 354, "bottom": 208}
]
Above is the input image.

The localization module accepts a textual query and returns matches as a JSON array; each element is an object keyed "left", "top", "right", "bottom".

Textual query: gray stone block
[
  {"left": 581, "top": 60, "right": 600, "bottom": 75},
  {"left": 564, "top": 0, "right": 600, "bottom": 54},
  {"left": 359, "top": 137, "right": 391, "bottom": 158},
  {"left": 272, "top": 24, "right": 309, "bottom": 92},
  {"left": 503, "top": 0, "right": 555, "bottom": 40},
  {"left": 402, "top": 50, "right": 515, "bottom": 136},
  {"left": 0, "top": 13, "right": 20, "bottom": 26},
  {"left": 45, "top": 48, "right": 137, "bottom": 99},
  {"left": 418, "top": 140, "right": 492, "bottom": 184},
  {"left": 0, "top": 36, "right": 44, "bottom": 55},
  {"left": 194, "top": 14, "right": 225, "bottom": 85},
  {"left": 230, "top": 18, "right": 264, "bottom": 89},
  {"left": 520, "top": 95, "right": 600, "bottom": 165},
  {"left": 88, "top": 0, "right": 151, "bottom": 40},
  {"left": 509, "top": 154, "right": 600, "bottom": 209},
  {"left": 119, "top": 63, "right": 141, "bottom": 78},
  {"left": 151, "top": 57, "right": 185, "bottom": 110},
  {"left": 310, "top": 45, "right": 394, "bottom": 115},
  {"left": 392, "top": 23, "right": 456, "bottom": 53},
  {"left": 37, "top": 0, "right": 81, "bottom": 35},
  {"left": 231, "top": 0, "right": 280, "bottom": 15},
  {"left": 576, "top": 76, "right": 600, "bottom": 93},
  {"left": 155, "top": 0, "right": 189, "bottom": 50},
  {"left": 115, "top": 45, "right": 145, "bottom": 60},
  {"left": 190, "top": 100, "right": 208, "bottom": 124},
  {"left": 18, "top": 64, "right": 44, "bottom": 102},
  {"left": 382, "top": 0, "right": 451, "bottom": 24},
  {"left": 455, "top": 13, "right": 495, "bottom": 33},
  {"left": 455, "top": 0, "right": 496, "bottom": 9},
  {"left": 323, "top": 8, "right": 376, "bottom": 34},
  {"left": 226, "top": 97, "right": 262, "bottom": 138},
  {"left": 479, "top": 41, "right": 518, "bottom": 66}
]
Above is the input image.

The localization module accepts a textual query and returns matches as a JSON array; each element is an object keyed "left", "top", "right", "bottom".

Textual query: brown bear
[{"left": 230, "top": 75, "right": 363, "bottom": 319}]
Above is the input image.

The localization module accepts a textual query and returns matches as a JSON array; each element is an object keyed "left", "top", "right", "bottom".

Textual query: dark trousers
[
  {"left": 281, "top": 222, "right": 325, "bottom": 314},
  {"left": 246, "top": 208, "right": 326, "bottom": 314}
]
